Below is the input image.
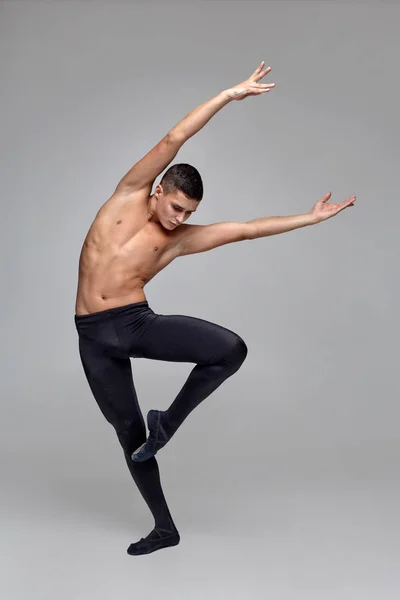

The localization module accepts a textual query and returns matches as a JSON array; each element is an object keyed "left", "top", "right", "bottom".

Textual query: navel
[
  {"left": 154, "top": 246, "right": 158, "bottom": 251},
  {"left": 101, "top": 295, "right": 107, "bottom": 300},
  {"left": 116, "top": 220, "right": 122, "bottom": 225}
]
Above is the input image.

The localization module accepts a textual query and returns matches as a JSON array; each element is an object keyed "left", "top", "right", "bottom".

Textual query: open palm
[
  {"left": 311, "top": 192, "right": 356, "bottom": 223},
  {"left": 227, "top": 61, "right": 276, "bottom": 101}
]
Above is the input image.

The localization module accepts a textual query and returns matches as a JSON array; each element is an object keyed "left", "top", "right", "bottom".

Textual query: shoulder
[
  {"left": 98, "top": 183, "right": 153, "bottom": 216},
  {"left": 173, "top": 223, "right": 199, "bottom": 256}
]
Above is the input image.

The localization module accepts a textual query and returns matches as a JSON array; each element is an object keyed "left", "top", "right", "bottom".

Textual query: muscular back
[{"left": 75, "top": 185, "right": 183, "bottom": 315}]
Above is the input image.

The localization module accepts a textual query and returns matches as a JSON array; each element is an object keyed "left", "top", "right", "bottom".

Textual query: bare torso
[{"left": 75, "top": 184, "right": 183, "bottom": 315}]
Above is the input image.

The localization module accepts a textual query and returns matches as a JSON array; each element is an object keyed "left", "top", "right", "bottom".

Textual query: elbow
[
  {"left": 245, "top": 222, "right": 257, "bottom": 240},
  {"left": 167, "top": 129, "right": 186, "bottom": 147}
]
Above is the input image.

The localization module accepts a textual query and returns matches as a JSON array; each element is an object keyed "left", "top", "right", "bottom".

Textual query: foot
[
  {"left": 131, "top": 410, "right": 170, "bottom": 462},
  {"left": 127, "top": 526, "right": 180, "bottom": 556}
]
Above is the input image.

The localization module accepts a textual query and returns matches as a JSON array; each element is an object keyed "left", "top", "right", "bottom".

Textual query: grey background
[{"left": 1, "top": 0, "right": 398, "bottom": 598}]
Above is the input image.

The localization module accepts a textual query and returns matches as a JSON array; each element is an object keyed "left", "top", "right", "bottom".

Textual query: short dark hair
[{"left": 160, "top": 163, "right": 203, "bottom": 202}]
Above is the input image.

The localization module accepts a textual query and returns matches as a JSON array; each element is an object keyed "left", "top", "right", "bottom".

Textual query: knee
[
  {"left": 228, "top": 335, "right": 248, "bottom": 369},
  {"left": 116, "top": 417, "right": 146, "bottom": 455}
]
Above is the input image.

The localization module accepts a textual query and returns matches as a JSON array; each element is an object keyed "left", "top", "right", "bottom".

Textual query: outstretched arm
[
  {"left": 178, "top": 193, "right": 356, "bottom": 256},
  {"left": 116, "top": 62, "right": 275, "bottom": 193}
]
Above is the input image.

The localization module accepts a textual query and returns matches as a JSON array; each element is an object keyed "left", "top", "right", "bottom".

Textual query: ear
[{"left": 154, "top": 184, "right": 163, "bottom": 200}]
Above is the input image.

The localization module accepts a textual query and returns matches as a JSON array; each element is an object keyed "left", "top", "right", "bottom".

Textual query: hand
[
  {"left": 226, "top": 61, "right": 275, "bottom": 101},
  {"left": 310, "top": 192, "right": 356, "bottom": 224}
]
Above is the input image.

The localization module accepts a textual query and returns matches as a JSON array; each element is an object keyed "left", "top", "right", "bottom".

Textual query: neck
[{"left": 147, "top": 195, "right": 160, "bottom": 223}]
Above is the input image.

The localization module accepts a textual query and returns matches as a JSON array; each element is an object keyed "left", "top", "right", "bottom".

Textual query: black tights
[{"left": 74, "top": 300, "right": 248, "bottom": 532}]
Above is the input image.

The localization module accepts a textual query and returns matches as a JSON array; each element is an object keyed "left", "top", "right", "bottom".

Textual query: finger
[
  {"left": 251, "top": 61, "right": 265, "bottom": 77},
  {"left": 258, "top": 83, "right": 275, "bottom": 88},
  {"left": 259, "top": 66, "right": 272, "bottom": 76},
  {"left": 339, "top": 198, "right": 355, "bottom": 211},
  {"left": 257, "top": 60, "right": 266, "bottom": 72},
  {"left": 255, "top": 66, "right": 272, "bottom": 81}
]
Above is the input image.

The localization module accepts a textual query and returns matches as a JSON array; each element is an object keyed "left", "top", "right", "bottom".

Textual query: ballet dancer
[{"left": 74, "top": 61, "right": 356, "bottom": 555}]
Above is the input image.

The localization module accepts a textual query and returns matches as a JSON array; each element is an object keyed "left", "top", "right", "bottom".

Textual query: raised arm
[
  {"left": 115, "top": 92, "right": 231, "bottom": 194},
  {"left": 115, "top": 61, "right": 275, "bottom": 193}
]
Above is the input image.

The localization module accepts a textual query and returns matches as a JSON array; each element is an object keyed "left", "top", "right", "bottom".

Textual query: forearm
[
  {"left": 247, "top": 212, "right": 317, "bottom": 239},
  {"left": 168, "top": 90, "right": 232, "bottom": 142}
]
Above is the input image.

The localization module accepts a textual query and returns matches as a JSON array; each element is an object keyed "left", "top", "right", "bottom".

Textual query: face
[{"left": 154, "top": 185, "right": 199, "bottom": 230}]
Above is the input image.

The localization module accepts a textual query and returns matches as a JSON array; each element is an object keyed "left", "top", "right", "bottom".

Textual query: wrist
[
  {"left": 221, "top": 89, "right": 234, "bottom": 102},
  {"left": 306, "top": 211, "right": 320, "bottom": 226}
]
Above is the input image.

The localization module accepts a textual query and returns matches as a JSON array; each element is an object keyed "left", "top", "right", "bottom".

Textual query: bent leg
[{"left": 126, "top": 313, "right": 248, "bottom": 461}]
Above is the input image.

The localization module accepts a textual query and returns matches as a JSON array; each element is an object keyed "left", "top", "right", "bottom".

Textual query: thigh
[
  {"left": 127, "top": 312, "right": 245, "bottom": 365},
  {"left": 78, "top": 334, "right": 146, "bottom": 435}
]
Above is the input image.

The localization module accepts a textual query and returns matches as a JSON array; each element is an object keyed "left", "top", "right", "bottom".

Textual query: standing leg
[
  {"left": 78, "top": 335, "right": 180, "bottom": 555},
  {"left": 119, "top": 313, "right": 248, "bottom": 462}
]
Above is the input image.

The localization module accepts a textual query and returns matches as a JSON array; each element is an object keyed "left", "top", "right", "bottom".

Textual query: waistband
[{"left": 74, "top": 300, "right": 150, "bottom": 323}]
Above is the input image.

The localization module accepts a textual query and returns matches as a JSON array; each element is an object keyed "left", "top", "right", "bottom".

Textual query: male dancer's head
[{"left": 147, "top": 163, "right": 203, "bottom": 230}]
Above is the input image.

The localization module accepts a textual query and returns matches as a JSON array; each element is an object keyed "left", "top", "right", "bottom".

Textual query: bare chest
[
  {"left": 81, "top": 199, "right": 181, "bottom": 281},
  {"left": 118, "top": 222, "right": 176, "bottom": 274}
]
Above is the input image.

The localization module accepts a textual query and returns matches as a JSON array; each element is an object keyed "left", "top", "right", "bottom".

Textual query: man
[{"left": 74, "top": 61, "right": 356, "bottom": 556}]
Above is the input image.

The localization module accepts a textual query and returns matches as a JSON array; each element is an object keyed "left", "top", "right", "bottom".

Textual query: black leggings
[{"left": 74, "top": 300, "right": 248, "bottom": 528}]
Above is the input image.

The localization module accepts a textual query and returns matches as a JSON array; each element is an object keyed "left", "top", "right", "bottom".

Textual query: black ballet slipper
[
  {"left": 127, "top": 526, "right": 180, "bottom": 556},
  {"left": 131, "top": 410, "right": 169, "bottom": 462}
]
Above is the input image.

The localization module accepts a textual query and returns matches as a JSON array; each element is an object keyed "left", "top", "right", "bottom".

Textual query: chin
[{"left": 161, "top": 220, "right": 174, "bottom": 230}]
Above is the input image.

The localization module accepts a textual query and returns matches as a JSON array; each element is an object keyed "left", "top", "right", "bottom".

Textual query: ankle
[{"left": 155, "top": 514, "right": 176, "bottom": 532}]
